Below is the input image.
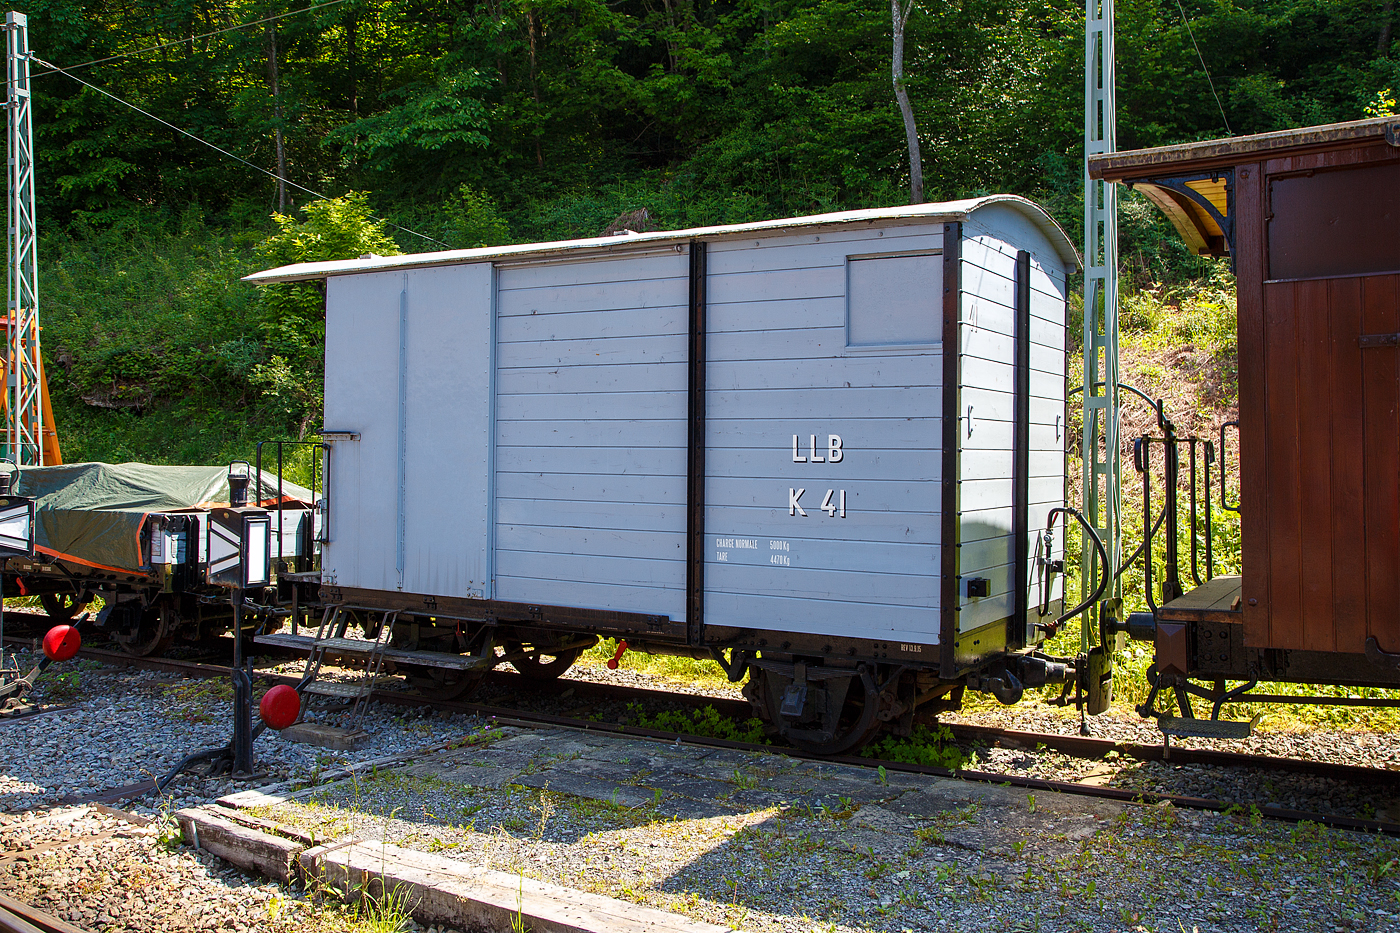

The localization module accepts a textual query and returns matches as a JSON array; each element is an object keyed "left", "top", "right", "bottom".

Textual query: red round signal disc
[
  {"left": 42, "top": 625, "right": 81, "bottom": 662},
  {"left": 606, "top": 639, "right": 629, "bottom": 670},
  {"left": 259, "top": 684, "right": 301, "bottom": 730}
]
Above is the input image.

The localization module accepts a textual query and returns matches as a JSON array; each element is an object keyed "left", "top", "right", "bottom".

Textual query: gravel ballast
[{"left": 3, "top": 647, "right": 1400, "bottom": 932}]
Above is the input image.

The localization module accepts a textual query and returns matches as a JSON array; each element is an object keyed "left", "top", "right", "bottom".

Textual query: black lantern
[
  {"left": 206, "top": 461, "right": 271, "bottom": 589},
  {"left": 227, "top": 460, "right": 252, "bottom": 508},
  {"left": 0, "top": 462, "right": 34, "bottom": 558}
]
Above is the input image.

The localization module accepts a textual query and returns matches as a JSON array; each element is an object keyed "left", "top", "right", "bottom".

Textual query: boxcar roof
[
  {"left": 1087, "top": 116, "right": 1398, "bottom": 181},
  {"left": 1085, "top": 116, "right": 1399, "bottom": 258},
  {"left": 244, "top": 194, "right": 1078, "bottom": 284}
]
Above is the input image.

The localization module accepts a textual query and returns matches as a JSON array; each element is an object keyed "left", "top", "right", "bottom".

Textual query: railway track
[
  {"left": 16, "top": 638, "right": 1400, "bottom": 836},
  {"left": 0, "top": 892, "right": 87, "bottom": 933}
]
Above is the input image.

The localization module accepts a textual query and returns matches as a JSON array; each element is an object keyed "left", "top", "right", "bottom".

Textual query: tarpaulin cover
[{"left": 14, "top": 462, "right": 314, "bottom": 572}]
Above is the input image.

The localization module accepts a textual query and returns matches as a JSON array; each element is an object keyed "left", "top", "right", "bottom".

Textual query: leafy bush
[
  {"left": 862, "top": 725, "right": 965, "bottom": 770},
  {"left": 445, "top": 185, "right": 512, "bottom": 248}
]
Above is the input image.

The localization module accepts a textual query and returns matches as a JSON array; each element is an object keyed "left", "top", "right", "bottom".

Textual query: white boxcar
[{"left": 249, "top": 197, "right": 1078, "bottom": 752}]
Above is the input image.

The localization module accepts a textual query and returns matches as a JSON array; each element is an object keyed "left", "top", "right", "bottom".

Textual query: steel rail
[
  {"left": 27, "top": 642, "right": 1400, "bottom": 831},
  {"left": 0, "top": 893, "right": 87, "bottom": 933},
  {"left": 0, "top": 906, "right": 44, "bottom": 933},
  {"left": 466, "top": 670, "right": 1400, "bottom": 786}
]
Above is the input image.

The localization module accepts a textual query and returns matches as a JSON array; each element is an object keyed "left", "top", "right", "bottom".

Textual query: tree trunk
[
  {"left": 661, "top": 0, "right": 680, "bottom": 72},
  {"left": 528, "top": 8, "right": 544, "bottom": 168},
  {"left": 266, "top": 21, "right": 287, "bottom": 211},
  {"left": 891, "top": 0, "right": 923, "bottom": 204},
  {"left": 346, "top": 14, "right": 359, "bottom": 118},
  {"left": 1380, "top": 0, "right": 1394, "bottom": 54}
]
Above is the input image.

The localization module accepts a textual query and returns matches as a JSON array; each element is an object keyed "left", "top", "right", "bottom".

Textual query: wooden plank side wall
[
  {"left": 703, "top": 225, "right": 945, "bottom": 644},
  {"left": 1245, "top": 143, "right": 1400, "bottom": 655},
  {"left": 954, "top": 210, "right": 1068, "bottom": 634},
  {"left": 1331, "top": 276, "right": 1368, "bottom": 653},
  {"left": 318, "top": 205, "right": 1071, "bottom": 645},
  {"left": 1261, "top": 280, "right": 1304, "bottom": 649},
  {"left": 1256, "top": 273, "right": 1400, "bottom": 653},
  {"left": 1237, "top": 162, "right": 1270, "bottom": 648},
  {"left": 1360, "top": 275, "right": 1400, "bottom": 653},
  {"left": 401, "top": 265, "right": 494, "bottom": 599},
  {"left": 1295, "top": 278, "right": 1334, "bottom": 651},
  {"left": 493, "top": 251, "right": 690, "bottom": 620}
]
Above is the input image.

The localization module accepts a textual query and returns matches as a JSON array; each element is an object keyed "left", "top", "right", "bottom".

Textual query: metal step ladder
[
  {"left": 1158, "top": 713, "right": 1259, "bottom": 741},
  {"left": 293, "top": 605, "right": 397, "bottom": 732}
]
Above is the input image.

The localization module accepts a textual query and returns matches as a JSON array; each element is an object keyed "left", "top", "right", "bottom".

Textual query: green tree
[{"left": 251, "top": 192, "right": 399, "bottom": 435}]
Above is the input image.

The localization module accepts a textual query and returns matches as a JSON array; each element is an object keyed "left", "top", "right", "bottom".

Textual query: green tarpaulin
[{"left": 14, "top": 462, "right": 314, "bottom": 572}]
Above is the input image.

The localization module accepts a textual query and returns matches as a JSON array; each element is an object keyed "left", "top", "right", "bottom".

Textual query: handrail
[{"left": 1219, "top": 420, "right": 1240, "bottom": 512}]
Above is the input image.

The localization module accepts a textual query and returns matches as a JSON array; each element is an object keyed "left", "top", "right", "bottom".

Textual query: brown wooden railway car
[{"left": 1089, "top": 117, "right": 1400, "bottom": 696}]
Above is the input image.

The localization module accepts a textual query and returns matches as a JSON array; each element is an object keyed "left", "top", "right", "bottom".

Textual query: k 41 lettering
[{"left": 789, "top": 488, "right": 846, "bottom": 517}]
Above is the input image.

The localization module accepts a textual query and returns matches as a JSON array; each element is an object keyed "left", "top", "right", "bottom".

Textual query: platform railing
[
  {"left": 254, "top": 439, "right": 329, "bottom": 563},
  {"left": 1133, "top": 414, "right": 1217, "bottom": 612}
]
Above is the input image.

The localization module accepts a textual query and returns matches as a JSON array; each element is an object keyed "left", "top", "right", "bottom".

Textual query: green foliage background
[{"left": 19, "top": 0, "right": 1398, "bottom": 465}]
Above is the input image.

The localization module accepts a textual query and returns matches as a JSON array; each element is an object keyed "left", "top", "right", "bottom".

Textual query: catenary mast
[
  {"left": 1082, "top": 0, "right": 1121, "bottom": 639},
  {"left": 5, "top": 11, "right": 42, "bottom": 466}
]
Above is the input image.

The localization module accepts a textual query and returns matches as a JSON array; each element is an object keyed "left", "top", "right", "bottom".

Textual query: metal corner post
[
  {"left": 5, "top": 11, "right": 41, "bottom": 466},
  {"left": 938, "top": 222, "right": 962, "bottom": 679},
  {"left": 686, "top": 239, "right": 707, "bottom": 646},
  {"left": 1082, "top": 0, "right": 1122, "bottom": 639}
]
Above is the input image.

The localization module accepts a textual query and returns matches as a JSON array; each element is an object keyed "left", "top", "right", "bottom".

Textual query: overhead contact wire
[
  {"left": 1173, "top": 0, "right": 1232, "bottom": 135},
  {"left": 31, "top": 57, "right": 450, "bottom": 250}
]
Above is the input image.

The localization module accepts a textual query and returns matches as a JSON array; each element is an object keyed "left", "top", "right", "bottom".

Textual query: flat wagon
[
  {"left": 247, "top": 197, "right": 1081, "bottom": 752},
  {"left": 1089, "top": 116, "right": 1400, "bottom": 727},
  {"left": 4, "top": 462, "right": 316, "bottom": 655}
]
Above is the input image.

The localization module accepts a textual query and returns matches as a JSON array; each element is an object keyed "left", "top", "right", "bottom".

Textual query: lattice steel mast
[
  {"left": 1082, "top": 0, "right": 1121, "bottom": 635},
  {"left": 5, "top": 11, "right": 42, "bottom": 466}
]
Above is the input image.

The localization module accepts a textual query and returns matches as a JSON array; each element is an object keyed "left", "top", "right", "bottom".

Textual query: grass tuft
[{"left": 626, "top": 702, "right": 768, "bottom": 744}]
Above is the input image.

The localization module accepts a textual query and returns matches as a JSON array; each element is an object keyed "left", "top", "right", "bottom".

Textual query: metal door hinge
[{"left": 1359, "top": 333, "right": 1400, "bottom": 349}]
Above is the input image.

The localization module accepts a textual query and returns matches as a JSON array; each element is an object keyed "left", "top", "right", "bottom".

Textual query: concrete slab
[
  {"left": 387, "top": 744, "right": 537, "bottom": 789},
  {"left": 646, "top": 775, "right": 740, "bottom": 802},
  {"left": 888, "top": 777, "right": 1124, "bottom": 820},
  {"left": 649, "top": 796, "right": 733, "bottom": 820},
  {"left": 176, "top": 807, "right": 304, "bottom": 883},
  {"left": 310, "top": 840, "right": 730, "bottom": 933},
  {"left": 177, "top": 802, "right": 729, "bottom": 933},
  {"left": 515, "top": 771, "right": 659, "bottom": 809}
]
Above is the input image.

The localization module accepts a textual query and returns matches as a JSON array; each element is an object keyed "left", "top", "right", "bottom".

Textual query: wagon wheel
[
  {"left": 761, "top": 667, "right": 885, "bottom": 756},
  {"left": 506, "top": 640, "right": 587, "bottom": 680},
  {"left": 40, "top": 592, "right": 91, "bottom": 622},
  {"left": 114, "top": 609, "right": 175, "bottom": 658},
  {"left": 403, "top": 666, "right": 485, "bottom": 701}
]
